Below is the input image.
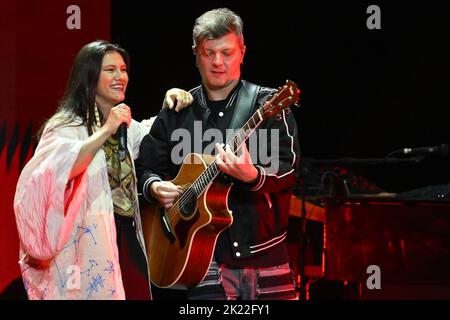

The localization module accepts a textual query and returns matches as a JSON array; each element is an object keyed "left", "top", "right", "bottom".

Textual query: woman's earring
[
  {"left": 95, "top": 103, "right": 101, "bottom": 125},
  {"left": 93, "top": 102, "right": 101, "bottom": 131}
]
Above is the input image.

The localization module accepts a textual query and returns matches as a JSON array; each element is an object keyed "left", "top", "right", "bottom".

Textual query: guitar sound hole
[{"left": 179, "top": 187, "right": 197, "bottom": 219}]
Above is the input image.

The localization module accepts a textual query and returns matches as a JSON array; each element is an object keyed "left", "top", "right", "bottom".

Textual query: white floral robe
[{"left": 14, "top": 117, "right": 151, "bottom": 300}]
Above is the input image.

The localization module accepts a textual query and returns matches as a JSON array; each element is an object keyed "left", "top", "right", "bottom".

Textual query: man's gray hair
[{"left": 192, "top": 8, "right": 244, "bottom": 50}]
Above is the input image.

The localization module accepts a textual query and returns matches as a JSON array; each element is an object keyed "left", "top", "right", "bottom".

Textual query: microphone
[
  {"left": 118, "top": 123, "right": 127, "bottom": 161},
  {"left": 402, "top": 144, "right": 449, "bottom": 156},
  {"left": 115, "top": 101, "right": 127, "bottom": 161}
]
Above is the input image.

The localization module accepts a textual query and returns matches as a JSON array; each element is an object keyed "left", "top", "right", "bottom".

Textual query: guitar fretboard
[{"left": 192, "top": 108, "right": 265, "bottom": 197}]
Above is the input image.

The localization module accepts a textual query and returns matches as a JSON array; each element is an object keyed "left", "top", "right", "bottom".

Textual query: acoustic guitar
[{"left": 141, "top": 79, "right": 300, "bottom": 289}]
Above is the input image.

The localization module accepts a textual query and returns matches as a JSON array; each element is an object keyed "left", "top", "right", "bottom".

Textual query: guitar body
[{"left": 141, "top": 153, "right": 234, "bottom": 289}]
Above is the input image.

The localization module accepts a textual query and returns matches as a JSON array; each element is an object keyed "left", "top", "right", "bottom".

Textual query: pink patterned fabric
[{"left": 14, "top": 117, "right": 151, "bottom": 299}]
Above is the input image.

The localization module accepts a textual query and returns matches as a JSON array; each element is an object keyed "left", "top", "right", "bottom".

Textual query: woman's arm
[{"left": 69, "top": 104, "right": 130, "bottom": 180}]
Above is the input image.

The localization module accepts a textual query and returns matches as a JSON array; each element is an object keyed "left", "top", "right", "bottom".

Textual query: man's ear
[
  {"left": 192, "top": 46, "right": 199, "bottom": 66},
  {"left": 240, "top": 45, "right": 246, "bottom": 64}
]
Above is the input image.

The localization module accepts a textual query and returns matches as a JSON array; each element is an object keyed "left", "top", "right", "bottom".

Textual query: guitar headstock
[{"left": 262, "top": 80, "right": 300, "bottom": 118}]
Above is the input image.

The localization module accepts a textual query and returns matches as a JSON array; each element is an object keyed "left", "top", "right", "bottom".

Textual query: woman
[{"left": 13, "top": 40, "right": 192, "bottom": 300}]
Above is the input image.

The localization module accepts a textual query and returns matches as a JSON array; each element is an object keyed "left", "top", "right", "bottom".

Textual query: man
[{"left": 136, "top": 8, "right": 300, "bottom": 300}]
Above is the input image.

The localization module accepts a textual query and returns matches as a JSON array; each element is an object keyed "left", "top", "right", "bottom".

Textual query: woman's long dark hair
[{"left": 39, "top": 40, "right": 129, "bottom": 138}]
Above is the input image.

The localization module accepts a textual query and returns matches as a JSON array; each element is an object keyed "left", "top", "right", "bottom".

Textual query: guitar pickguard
[{"left": 159, "top": 207, "right": 176, "bottom": 244}]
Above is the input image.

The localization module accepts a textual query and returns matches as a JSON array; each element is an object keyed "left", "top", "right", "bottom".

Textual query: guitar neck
[
  {"left": 185, "top": 79, "right": 300, "bottom": 199},
  {"left": 192, "top": 107, "right": 266, "bottom": 197}
]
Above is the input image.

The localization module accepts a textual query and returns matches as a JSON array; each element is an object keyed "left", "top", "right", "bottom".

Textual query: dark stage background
[{"left": 112, "top": 1, "right": 450, "bottom": 193}]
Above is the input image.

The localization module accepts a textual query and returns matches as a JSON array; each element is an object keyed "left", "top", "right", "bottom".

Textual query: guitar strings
[
  {"left": 165, "top": 111, "right": 262, "bottom": 220},
  {"left": 165, "top": 97, "right": 288, "bottom": 220},
  {"left": 166, "top": 114, "right": 260, "bottom": 219},
  {"left": 165, "top": 97, "right": 292, "bottom": 220},
  {"left": 165, "top": 94, "right": 293, "bottom": 222}
]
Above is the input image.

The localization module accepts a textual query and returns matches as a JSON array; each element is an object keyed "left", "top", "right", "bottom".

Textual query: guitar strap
[{"left": 228, "top": 80, "right": 260, "bottom": 131}]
